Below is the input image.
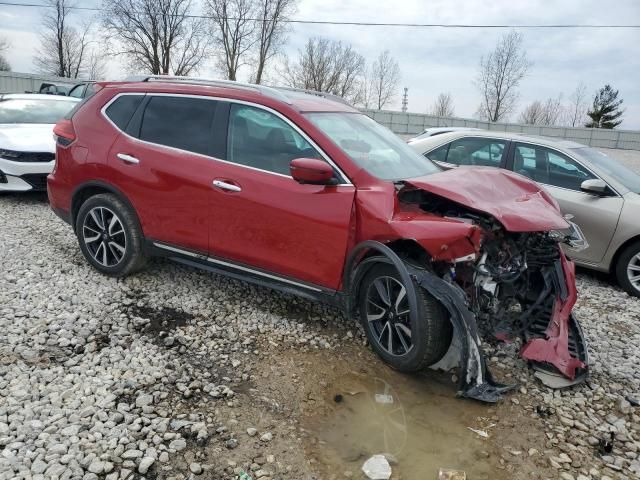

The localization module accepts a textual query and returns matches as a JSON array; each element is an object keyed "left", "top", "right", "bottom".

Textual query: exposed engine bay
[{"left": 398, "top": 187, "right": 589, "bottom": 402}]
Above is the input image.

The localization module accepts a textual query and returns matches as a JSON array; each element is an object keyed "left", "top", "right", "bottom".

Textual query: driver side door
[
  {"left": 208, "top": 103, "right": 356, "bottom": 290},
  {"left": 509, "top": 142, "right": 623, "bottom": 264}
]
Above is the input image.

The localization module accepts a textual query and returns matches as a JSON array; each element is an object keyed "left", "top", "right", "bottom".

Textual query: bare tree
[
  {"left": 252, "top": 0, "right": 296, "bottom": 84},
  {"left": 207, "top": 0, "right": 256, "bottom": 81},
  {"left": 540, "top": 95, "right": 563, "bottom": 125},
  {"left": 0, "top": 36, "right": 10, "bottom": 71},
  {"left": 86, "top": 49, "right": 107, "bottom": 79},
  {"left": 475, "top": 30, "right": 531, "bottom": 122},
  {"left": 368, "top": 50, "right": 400, "bottom": 110},
  {"left": 430, "top": 92, "right": 455, "bottom": 117},
  {"left": 519, "top": 95, "right": 564, "bottom": 125},
  {"left": 102, "top": 0, "right": 208, "bottom": 76},
  {"left": 34, "top": 0, "right": 91, "bottom": 78},
  {"left": 518, "top": 100, "right": 544, "bottom": 124},
  {"left": 567, "top": 82, "right": 588, "bottom": 127},
  {"left": 280, "top": 37, "right": 364, "bottom": 102}
]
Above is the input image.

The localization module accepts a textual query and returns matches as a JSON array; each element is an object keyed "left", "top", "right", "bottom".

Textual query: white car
[
  {"left": 407, "top": 126, "right": 481, "bottom": 144},
  {"left": 0, "top": 94, "right": 80, "bottom": 191}
]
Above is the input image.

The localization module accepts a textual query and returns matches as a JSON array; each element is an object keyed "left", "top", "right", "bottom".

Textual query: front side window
[
  {"left": 305, "top": 112, "right": 440, "bottom": 180},
  {"left": 139, "top": 96, "right": 217, "bottom": 156},
  {"left": 442, "top": 137, "right": 506, "bottom": 167},
  {"left": 0, "top": 98, "right": 78, "bottom": 124},
  {"left": 227, "top": 104, "right": 322, "bottom": 176},
  {"left": 514, "top": 143, "right": 596, "bottom": 191}
]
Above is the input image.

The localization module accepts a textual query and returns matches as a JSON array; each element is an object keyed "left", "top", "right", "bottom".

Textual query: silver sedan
[{"left": 409, "top": 131, "right": 640, "bottom": 297}]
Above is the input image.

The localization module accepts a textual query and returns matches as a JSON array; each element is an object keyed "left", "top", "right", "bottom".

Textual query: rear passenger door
[
  {"left": 207, "top": 103, "right": 355, "bottom": 290},
  {"left": 106, "top": 94, "right": 222, "bottom": 254},
  {"left": 509, "top": 142, "right": 623, "bottom": 264}
]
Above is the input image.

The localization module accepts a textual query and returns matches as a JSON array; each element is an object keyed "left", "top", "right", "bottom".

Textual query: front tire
[
  {"left": 615, "top": 241, "right": 640, "bottom": 298},
  {"left": 75, "top": 193, "right": 147, "bottom": 277},
  {"left": 359, "top": 263, "right": 452, "bottom": 372}
]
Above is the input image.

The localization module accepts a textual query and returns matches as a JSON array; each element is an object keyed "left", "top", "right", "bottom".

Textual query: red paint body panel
[
  {"left": 520, "top": 252, "right": 585, "bottom": 379},
  {"left": 207, "top": 161, "right": 355, "bottom": 289},
  {"left": 405, "top": 167, "right": 569, "bottom": 232}
]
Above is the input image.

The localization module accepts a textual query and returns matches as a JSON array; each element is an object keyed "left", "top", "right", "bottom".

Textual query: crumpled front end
[{"left": 393, "top": 179, "right": 590, "bottom": 401}]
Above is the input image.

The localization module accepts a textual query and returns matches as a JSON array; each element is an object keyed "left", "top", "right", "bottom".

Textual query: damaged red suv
[{"left": 49, "top": 77, "right": 589, "bottom": 401}]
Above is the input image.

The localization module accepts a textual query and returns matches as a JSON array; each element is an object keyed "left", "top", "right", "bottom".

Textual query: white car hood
[{"left": 0, "top": 124, "right": 55, "bottom": 153}]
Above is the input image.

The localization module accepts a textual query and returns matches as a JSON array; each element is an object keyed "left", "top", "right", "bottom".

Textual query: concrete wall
[
  {"left": 0, "top": 71, "right": 77, "bottom": 95},
  {"left": 362, "top": 109, "right": 640, "bottom": 151}
]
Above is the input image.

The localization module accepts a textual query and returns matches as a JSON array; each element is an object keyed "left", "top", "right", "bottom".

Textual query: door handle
[
  {"left": 213, "top": 179, "right": 241, "bottom": 192},
  {"left": 116, "top": 153, "right": 140, "bottom": 164}
]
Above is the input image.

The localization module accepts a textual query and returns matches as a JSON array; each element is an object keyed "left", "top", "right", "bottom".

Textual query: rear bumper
[{"left": 51, "top": 205, "right": 72, "bottom": 225}]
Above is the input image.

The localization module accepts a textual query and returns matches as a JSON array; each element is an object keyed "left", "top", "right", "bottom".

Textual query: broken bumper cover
[
  {"left": 410, "top": 268, "right": 517, "bottom": 403},
  {"left": 410, "top": 253, "right": 589, "bottom": 402}
]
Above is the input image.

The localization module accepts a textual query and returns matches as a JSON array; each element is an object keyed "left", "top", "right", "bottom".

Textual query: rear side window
[
  {"left": 139, "top": 96, "right": 216, "bottom": 156},
  {"left": 105, "top": 94, "right": 144, "bottom": 130}
]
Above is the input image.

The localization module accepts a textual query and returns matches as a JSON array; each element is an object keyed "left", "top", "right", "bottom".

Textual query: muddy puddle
[{"left": 304, "top": 368, "right": 508, "bottom": 480}]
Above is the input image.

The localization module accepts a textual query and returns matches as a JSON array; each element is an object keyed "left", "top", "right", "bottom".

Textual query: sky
[{"left": 1, "top": 0, "right": 639, "bottom": 128}]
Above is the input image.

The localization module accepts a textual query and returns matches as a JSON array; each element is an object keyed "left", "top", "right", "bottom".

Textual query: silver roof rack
[
  {"left": 268, "top": 85, "right": 352, "bottom": 106},
  {"left": 122, "top": 75, "right": 352, "bottom": 107}
]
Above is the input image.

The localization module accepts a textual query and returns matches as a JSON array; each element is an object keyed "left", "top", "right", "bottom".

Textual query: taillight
[{"left": 53, "top": 119, "right": 76, "bottom": 147}]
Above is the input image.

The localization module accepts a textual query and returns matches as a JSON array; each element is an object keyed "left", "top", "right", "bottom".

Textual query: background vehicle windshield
[
  {"left": 572, "top": 147, "right": 640, "bottom": 193},
  {"left": 305, "top": 112, "right": 440, "bottom": 180},
  {"left": 0, "top": 98, "right": 78, "bottom": 124}
]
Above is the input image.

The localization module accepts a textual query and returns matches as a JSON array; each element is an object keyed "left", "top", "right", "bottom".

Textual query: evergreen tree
[{"left": 586, "top": 85, "right": 624, "bottom": 129}]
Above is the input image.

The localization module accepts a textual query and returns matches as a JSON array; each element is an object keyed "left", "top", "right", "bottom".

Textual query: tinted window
[
  {"left": 228, "top": 104, "right": 322, "bottom": 176},
  {"left": 425, "top": 144, "right": 449, "bottom": 163},
  {"left": 140, "top": 96, "right": 216, "bottom": 156},
  {"left": 514, "top": 143, "right": 596, "bottom": 190},
  {"left": 105, "top": 95, "right": 144, "bottom": 131},
  {"left": 444, "top": 137, "right": 506, "bottom": 167}
]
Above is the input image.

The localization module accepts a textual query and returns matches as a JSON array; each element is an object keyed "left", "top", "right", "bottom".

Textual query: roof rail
[
  {"left": 268, "top": 85, "right": 352, "bottom": 106},
  {"left": 123, "top": 75, "right": 292, "bottom": 104},
  {"left": 122, "top": 75, "right": 353, "bottom": 107}
]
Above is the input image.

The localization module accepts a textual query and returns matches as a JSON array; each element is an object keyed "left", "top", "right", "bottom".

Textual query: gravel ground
[{"left": 1, "top": 193, "right": 640, "bottom": 480}]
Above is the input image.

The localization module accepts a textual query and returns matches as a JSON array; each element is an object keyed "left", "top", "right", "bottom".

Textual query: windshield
[
  {"left": 572, "top": 147, "right": 640, "bottom": 193},
  {"left": 305, "top": 112, "right": 440, "bottom": 180},
  {"left": 0, "top": 98, "right": 78, "bottom": 124}
]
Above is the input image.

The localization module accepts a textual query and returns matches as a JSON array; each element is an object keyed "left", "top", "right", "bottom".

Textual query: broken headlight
[{"left": 549, "top": 215, "right": 589, "bottom": 252}]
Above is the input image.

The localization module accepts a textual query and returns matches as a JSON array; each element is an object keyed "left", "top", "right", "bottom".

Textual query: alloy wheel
[
  {"left": 82, "top": 206, "right": 127, "bottom": 267},
  {"left": 627, "top": 253, "right": 640, "bottom": 292},
  {"left": 365, "top": 276, "right": 413, "bottom": 356}
]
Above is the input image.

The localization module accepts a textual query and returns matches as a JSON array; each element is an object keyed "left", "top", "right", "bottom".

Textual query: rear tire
[
  {"left": 615, "top": 241, "right": 640, "bottom": 298},
  {"left": 358, "top": 263, "right": 452, "bottom": 372},
  {"left": 75, "top": 193, "right": 148, "bottom": 277}
]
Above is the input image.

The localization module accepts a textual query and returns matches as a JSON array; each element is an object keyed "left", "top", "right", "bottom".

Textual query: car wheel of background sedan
[
  {"left": 75, "top": 193, "right": 148, "bottom": 277},
  {"left": 615, "top": 240, "right": 640, "bottom": 298},
  {"left": 359, "top": 263, "right": 452, "bottom": 372}
]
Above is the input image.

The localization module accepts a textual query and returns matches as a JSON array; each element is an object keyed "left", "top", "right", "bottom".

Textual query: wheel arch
[
  {"left": 610, "top": 234, "right": 640, "bottom": 273},
  {"left": 343, "top": 240, "right": 425, "bottom": 321},
  {"left": 70, "top": 181, "right": 140, "bottom": 233}
]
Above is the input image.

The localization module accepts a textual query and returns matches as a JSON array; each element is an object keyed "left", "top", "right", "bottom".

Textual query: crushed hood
[
  {"left": 405, "top": 167, "right": 570, "bottom": 232},
  {"left": 0, "top": 124, "right": 55, "bottom": 153}
]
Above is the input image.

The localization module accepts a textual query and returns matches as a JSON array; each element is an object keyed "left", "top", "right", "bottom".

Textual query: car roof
[
  {"left": 101, "top": 78, "right": 360, "bottom": 114},
  {"left": 411, "top": 129, "right": 588, "bottom": 150},
  {"left": 0, "top": 93, "right": 81, "bottom": 102}
]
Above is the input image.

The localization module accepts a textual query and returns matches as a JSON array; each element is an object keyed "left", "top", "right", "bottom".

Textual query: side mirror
[
  {"left": 290, "top": 158, "right": 335, "bottom": 185},
  {"left": 580, "top": 179, "right": 609, "bottom": 195}
]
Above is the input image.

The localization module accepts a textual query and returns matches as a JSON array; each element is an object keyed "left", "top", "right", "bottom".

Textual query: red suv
[{"left": 49, "top": 77, "right": 589, "bottom": 401}]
